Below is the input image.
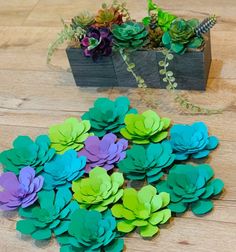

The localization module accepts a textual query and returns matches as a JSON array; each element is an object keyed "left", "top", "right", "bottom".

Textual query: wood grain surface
[{"left": 0, "top": 0, "right": 236, "bottom": 251}]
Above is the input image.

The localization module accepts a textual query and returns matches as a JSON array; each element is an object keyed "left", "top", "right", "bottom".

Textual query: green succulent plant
[
  {"left": 72, "top": 167, "right": 124, "bottom": 212},
  {"left": 111, "top": 185, "right": 171, "bottom": 237},
  {"left": 71, "top": 11, "right": 95, "bottom": 29},
  {"left": 112, "top": 21, "right": 149, "bottom": 50},
  {"left": 162, "top": 18, "right": 203, "bottom": 54},
  {"left": 156, "top": 164, "right": 224, "bottom": 215},
  {"left": 120, "top": 110, "right": 171, "bottom": 144}
]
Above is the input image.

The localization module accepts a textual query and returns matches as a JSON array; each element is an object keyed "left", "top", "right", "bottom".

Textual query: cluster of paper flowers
[{"left": 0, "top": 96, "right": 224, "bottom": 252}]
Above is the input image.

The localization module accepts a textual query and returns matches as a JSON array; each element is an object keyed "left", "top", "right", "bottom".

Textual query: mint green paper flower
[
  {"left": 16, "top": 188, "right": 79, "bottom": 240},
  {"left": 0, "top": 135, "right": 55, "bottom": 174},
  {"left": 156, "top": 164, "right": 224, "bottom": 215},
  {"left": 72, "top": 167, "right": 124, "bottom": 212},
  {"left": 49, "top": 117, "right": 93, "bottom": 154},
  {"left": 120, "top": 110, "right": 171, "bottom": 144},
  {"left": 57, "top": 209, "right": 124, "bottom": 252},
  {"left": 111, "top": 185, "right": 171, "bottom": 237}
]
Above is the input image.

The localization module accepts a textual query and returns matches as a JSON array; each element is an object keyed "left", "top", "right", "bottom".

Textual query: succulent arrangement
[{"left": 0, "top": 96, "right": 224, "bottom": 251}]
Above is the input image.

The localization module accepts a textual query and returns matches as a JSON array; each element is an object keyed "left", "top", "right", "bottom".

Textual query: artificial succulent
[
  {"left": 195, "top": 15, "right": 217, "bottom": 37},
  {"left": 71, "top": 11, "right": 95, "bottom": 29}
]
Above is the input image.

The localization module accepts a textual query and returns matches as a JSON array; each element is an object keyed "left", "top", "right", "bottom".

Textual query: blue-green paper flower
[{"left": 42, "top": 150, "right": 86, "bottom": 190}]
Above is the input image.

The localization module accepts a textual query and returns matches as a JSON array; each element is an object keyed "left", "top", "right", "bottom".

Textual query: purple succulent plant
[
  {"left": 81, "top": 27, "right": 113, "bottom": 60},
  {"left": 0, "top": 166, "right": 44, "bottom": 211},
  {"left": 78, "top": 133, "right": 128, "bottom": 173}
]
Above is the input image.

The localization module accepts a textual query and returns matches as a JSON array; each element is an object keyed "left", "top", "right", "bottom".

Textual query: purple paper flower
[
  {"left": 0, "top": 166, "right": 44, "bottom": 211},
  {"left": 81, "top": 27, "right": 113, "bottom": 60},
  {"left": 78, "top": 133, "right": 128, "bottom": 173}
]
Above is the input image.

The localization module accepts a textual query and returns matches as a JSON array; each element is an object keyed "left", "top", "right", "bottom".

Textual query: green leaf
[
  {"left": 159, "top": 61, "right": 165, "bottom": 67},
  {"left": 117, "top": 221, "right": 135, "bottom": 233},
  {"left": 168, "top": 202, "right": 188, "bottom": 213},
  {"left": 159, "top": 69, "right": 166, "bottom": 75},
  {"left": 16, "top": 220, "right": 36, "bottom": 235},
  {"left": 140, "top": 223, "right": 159, "bottom": 237},
  {"left": 188, "top": 37, "right": 203, "bottom": 48},
  {"left": 32, "top": 229, "right": 52, "bottom": 240},
  {"left": 191, "top": 200, "right": 213, "bottom": 215},
  {"left": 170, "top": 43, "right": 184, "bottom": 54}
]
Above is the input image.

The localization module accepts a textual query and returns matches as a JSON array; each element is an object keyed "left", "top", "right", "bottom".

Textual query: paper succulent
[
  {"left": 112, "top": 21, "right": 149, "bottom": 50},
  {"left": 169, "top": 122, "right": 219, "bottom": 160},
  {"left": 71, "top": 11, "right": 95, "bottom": 29},
  {"left": 0, "top": 167, "right": 44, "bottom": 211},
  {"left": 78, "top": 133, "right": 128, "bottom": 173},
  {"left": 162, "top": 18, "right": 203, "bottom": 54},
  {"left": 41, "top": 150, "right": 86, "bottom": 190},
  {"left": 156, "top": 164, "right": 224, "bottom": 215},
  {"left": 118, "top": 141, "right": 175, "bottom": 183},
  {"left": 0, "top": 135, "right": 55, "bottom": 175},
  {"left": 72, "top": 167, "right": 124, "bottom": 212},
  {"left": 81, "top": 27, "right": 113, "bottom": 60},
  {"left": 57, "top": 209, "right": 124, "bottom": 252},
  {"left": 120, "top": 110, "right": 171, "bottom": 144},
  {"left": 16, "top": 188, "right": 79, "bottom": 240},
  {"left": 111, "top": 185, "right": 171, "bottom": 237},
  {"left": 49, "top": 117, "right": 93, "bottom": 154},
  {"left": 82, "top": 96, "right": 137, "bottom": 137}
]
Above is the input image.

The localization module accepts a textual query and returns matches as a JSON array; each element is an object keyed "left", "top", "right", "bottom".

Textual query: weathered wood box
[{"left": 66, "top": 33, "right": 211, "bottom": 90}]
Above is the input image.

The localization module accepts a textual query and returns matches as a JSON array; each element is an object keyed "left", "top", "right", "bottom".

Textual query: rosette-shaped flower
[
  {"left": 162, "top": 18, "right": 203, "bottom": 54},
  {"left": 118, "top": 142, "right": 175, "bottom": 183},
  {"left": 111, "top": 185, "right": 171, "bottom": 237},
  {"left": 78, "top": 133, "right": 128, "bottom": 173},
  {"left": 0, "top": 135, "right": 55, "bottom": 174},
  {"left": 72, "top": 167, "right": 124, "bottom": 212},
  {"left": 169, "top": 122, "right": 219, "bottom": 160},
  {"left": 71, "top": 12, "right": 95, "bottom": 29},
  {"left": 81, "top": 27, "right": 113, "bottom": 60},
  {"left": 49, "top": 117, "right": 93, "bottom": 154},
  {"left": 0, "top": 167, "right": 44, "bottom": 211},
  {"left": 82, "top": 96, "right": 137, "bottom": 137},
  {"left": 41, "top": 150, "right": 86, "bottom": 190},
  {"left": 16, "top": 188, "right": 79, "bottom": 240},
  {"left": 156, "top": 164, "right": 224, "bottom": 215},
  {"left": 57, "top": 209, "right": 124, "bottom": 252},
  {"left": 112, "top": 21, "right": 149, "bottom": 50},
  {"left": 120, "top": 110, "right": 171, "bottom": 144}
]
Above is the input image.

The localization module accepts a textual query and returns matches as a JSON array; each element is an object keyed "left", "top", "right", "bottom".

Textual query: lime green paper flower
[
  {"left": 72, "top": 167, "right": 124, "bottom": 212},
  {"left": 120, "top": 110, "right": 171, "bottom": 144},
  {"left": 111, "top": 185, "right": 171, "bottom": 237},
  {"left": 49, "top": 117, "right": 93, "bottom": 154}
]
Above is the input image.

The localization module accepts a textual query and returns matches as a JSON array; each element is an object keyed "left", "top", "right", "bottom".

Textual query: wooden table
[{"left": 0, "top": 0, "right": 236, "bottom": 251}]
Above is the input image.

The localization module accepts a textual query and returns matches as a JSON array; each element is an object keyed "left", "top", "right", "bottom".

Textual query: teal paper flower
[
  {"left": 169, "top": 122, "right": 219, "bottom": 160},
  {"left": 156, "top": 164, "right": 224, "bottom": 215},
  {"left": 118, "top": 141, "right": 175, "bottom": 183},
  {"left": 16, "top": 188, "right": 79, "bottom": 240},
  {"left": 41, "top": 150, "right": 86, "bottom": 190},
  {"left": 0, "top": 135, "right": 55, "bottom": 174},
  {"left": 57, "top": 209, "right": 124, "bottom": 252},
  {"left": 82, "top": 96, "right": 137, "bottom": 137}
]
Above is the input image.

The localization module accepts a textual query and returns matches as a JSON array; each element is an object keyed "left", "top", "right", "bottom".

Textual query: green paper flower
[
  {"left": 111, "top": 185, "right": 171, "bottom": 237},
  {"left": 0, "top": 135, "right": 55, "bottom": 174},
  {"left": 49, "top": 117, "right": 93, "bottom": 154},
  {"left": 16, "top": 188, "right": 79, "bottom": 240},
  {"left": 120, "top": 110, "right": 171, "bottom": 144},
  {"left": 156, "top": 164, "right": 224, "bottom": 215},
  {"left": 57, "top": 209, "right": 124, "bottom": 252},
  {"left": 82, "top": 96, "right": 137, "bottom": 137},
  {"left": 72, "top": 167, "right": 124, "bottom": 212},
  {"left": 118, "top": 141, "right": 175, "bottom": 183}
]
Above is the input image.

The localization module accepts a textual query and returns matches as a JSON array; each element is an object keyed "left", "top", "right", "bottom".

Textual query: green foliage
[{"left": 71, "top": 11, "right": 95, "bottom": 29}]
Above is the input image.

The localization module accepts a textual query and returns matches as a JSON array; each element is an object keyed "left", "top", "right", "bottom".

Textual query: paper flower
[
  {"left": 169, "top": 122, "right": 219, "bottom": 160},
  {"left": 78, "top": 133, "right": 128, "bottom": 173},
  {"left": 49, "top": 117, "right": 93, "bottom": 154},
  {"left": 111, "top": 185, "right": 171, "bottom": 237},
  {"left": 72, "top": 167, "right": 124, "bottom": 212},
  {"left": 57, "top": 209, "right": 124, "bottom": 252},
  {"left": 156, "top": 164, "right": 224, "bottom": 215},
  {"left": 41, "top": 150, "right": 86, "bottom": 190},
  {"left": 82, "top": 96, "right": 137, "bottom": 137},
  {"left": 118, "top": 141, "right": 175, "bottom": 183},
  {"left": 16, "top": 188, "right": 79, "bottom": 240},
  {"left": 0, "top": 167, "right": 44, "bottom": 211},
  {"left": 120, "top": 110, "right": 171, "bottom": 144},
  {"left": 0, "top": 135, "right": 55, "bottom": 174}
]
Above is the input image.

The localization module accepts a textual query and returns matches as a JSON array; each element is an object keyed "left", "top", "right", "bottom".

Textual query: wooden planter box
[{"left": 66, "top": 33, "right": 211, "bottom": 90}]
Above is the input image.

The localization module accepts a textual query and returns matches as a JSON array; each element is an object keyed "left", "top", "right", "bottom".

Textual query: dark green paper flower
[
  {"left": 0, "top": 135, "right": 55, "bottom": 174},
  {"left": 118, "top": 141, "right": 175, "bottom": 183},
  {"left": 156, "top": 164, "right": 224, "bottom": 215}
]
